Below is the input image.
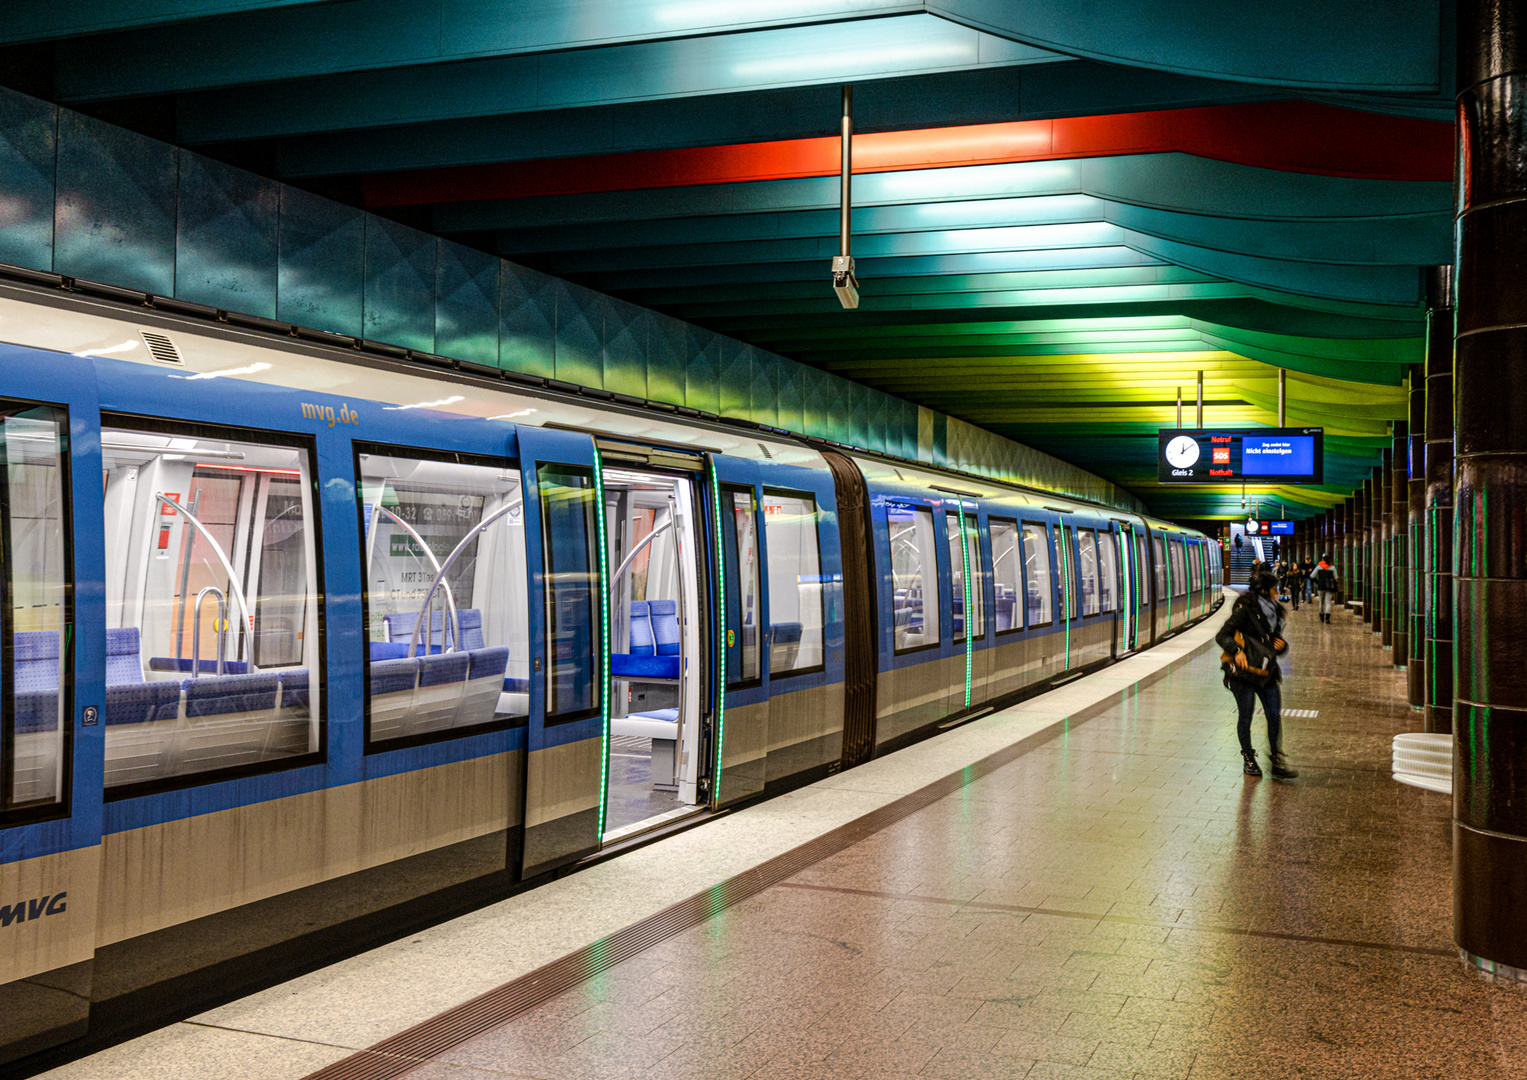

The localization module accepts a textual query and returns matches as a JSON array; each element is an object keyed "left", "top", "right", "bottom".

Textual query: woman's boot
[
  {"left": 1270, "top": 752, "right": 1299, "bottom": 779},
  {"left": 1242, "top": 751, "right": 1262, "bottom": 777}
]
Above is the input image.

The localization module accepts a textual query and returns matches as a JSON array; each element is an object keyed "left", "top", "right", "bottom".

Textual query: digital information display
[
  {"left": 1157, "top": 428, "right": 1323, "bottom": 485},
  {"left": 1246, "top": 520, "right": 1295, "bottom": 536}
]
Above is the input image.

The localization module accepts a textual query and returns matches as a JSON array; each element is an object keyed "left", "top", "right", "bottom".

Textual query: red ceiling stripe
[{"left": 360, "top": 100, "right": 1452, "bottom": 209}]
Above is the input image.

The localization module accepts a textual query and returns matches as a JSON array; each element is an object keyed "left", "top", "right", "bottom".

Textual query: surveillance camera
[{"left": 831, "top": 255, "right": 859, "bottom": 310}]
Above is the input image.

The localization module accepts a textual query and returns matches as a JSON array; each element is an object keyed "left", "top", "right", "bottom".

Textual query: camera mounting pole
[{"left": 832, "top": 84, "right": 859, "bottom": 309}]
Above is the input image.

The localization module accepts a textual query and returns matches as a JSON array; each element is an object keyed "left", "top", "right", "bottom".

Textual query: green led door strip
[
  {"left": 708, "top": 459, "right": 727, "bottom": 806},
  {"left": 592, "top": 446, "right": 613, "bottom": 842},
  {"left": 1118, "top": 526, "right": 1132, "bottom": 653},
  {"left": 1059, "top": 523, "right": 1072, "bottom": 671},
  {"left": 957, "top": 503, "right": 973, "bottom": 709},
  {"left": 1164, "top": 536, "right": 1172, "bottom": 630}
]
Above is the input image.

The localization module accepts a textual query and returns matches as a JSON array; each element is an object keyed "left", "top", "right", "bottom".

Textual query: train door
[
  {"left": 713, "top": 460, "right": 767, "bottom": 807},
  {"left": 1053, "top": 519, "right": 1079, "bottom": 675},
  {"left": 0, "top": 354, "right": 105, "bottom": 1066},
  {"left": 517, "top": 428, "right": 607, "bottom": 876},
  {"left": 597, "top": 442, "right": 706, "bottom": 842}
]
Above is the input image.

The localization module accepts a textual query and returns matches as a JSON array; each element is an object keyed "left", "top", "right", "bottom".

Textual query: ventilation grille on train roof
[{"left": 140, "top": 331, "right": 182, "bottom": 365}]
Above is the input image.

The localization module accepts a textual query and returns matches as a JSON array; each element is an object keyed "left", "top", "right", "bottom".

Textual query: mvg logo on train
[
  {"left": 0, "top": 892, "right": 67, "bottom": 927},
  {"left": 300, "top": 402, "right": 360, "bottom": 427}
]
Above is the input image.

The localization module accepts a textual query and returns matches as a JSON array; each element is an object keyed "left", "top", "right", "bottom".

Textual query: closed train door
[
  {"left": 712, "top": 458, "right": 767, "bottom": 808},
  {"left": 517, "top": 427, "right": 608, "bottom": 876}
]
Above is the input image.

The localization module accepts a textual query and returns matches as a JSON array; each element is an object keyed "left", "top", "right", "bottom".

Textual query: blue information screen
[
  {"left": 1241, "top": 434, "right": 1316, "bottom": 477},
  {"left": 1157, "top": 427, "right": 1323, "bottom": 484}
]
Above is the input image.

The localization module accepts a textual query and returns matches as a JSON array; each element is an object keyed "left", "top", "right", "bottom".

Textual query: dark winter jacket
[
  {"left": 1215, "top": 592, "right": 1288, "bottom": 684},
  {"left": 1312, "top": 560, "right": 1338, "bottom": 593}
]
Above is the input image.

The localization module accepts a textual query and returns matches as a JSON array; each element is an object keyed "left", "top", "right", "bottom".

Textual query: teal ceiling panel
[
  {"left": 0, "top": 90, "right": 55, "bottom": 273},
  {"left": 54, "top": 110, "right": 176, "bottom": 297},
  {"left": 167, "top": 14, "right": 1059, "bottom": 143},
  {"left": 435, "top": 242, "right": 500, "bottom": 366},
  {"left": 363, "top": 216, "right": 436, "bottom": 353},
  {"left": 0, "top": 1, "right": 324, "bottom": 45},
  {"left": 933, "top": 0, "right": 1442, "bottom": 92}
]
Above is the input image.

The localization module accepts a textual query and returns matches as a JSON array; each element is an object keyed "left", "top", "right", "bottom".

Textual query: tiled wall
[{"left": 0, "top": 84, "right": 1142, "bottom": 512}]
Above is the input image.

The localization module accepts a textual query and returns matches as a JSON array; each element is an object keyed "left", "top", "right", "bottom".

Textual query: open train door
[{"left": 516, "top": 427, "right": 609, "bottom": 878}]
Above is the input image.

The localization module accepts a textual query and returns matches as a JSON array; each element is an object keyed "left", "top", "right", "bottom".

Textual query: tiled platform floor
[{"left": 388, "top": 605, "right": 1527, "bottom": 1080}]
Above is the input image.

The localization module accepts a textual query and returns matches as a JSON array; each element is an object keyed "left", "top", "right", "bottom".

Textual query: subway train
[{"left": 0, "top": 283, "right": 1222, "bottom": 1068}]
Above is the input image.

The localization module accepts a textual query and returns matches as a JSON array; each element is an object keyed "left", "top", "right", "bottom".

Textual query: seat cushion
[
  {"left": 106, "top": 681, "right": 181, "bottom": 727},
  {"left": 14, "top": 630, "right": 60, "bottom": 692},
  {"left": 370, "top": 657, "right": 420, "bottom": 696},
  {"left": 467, "top": 647, "right": 508, "bottom": 681},
  {"left": 649, "top": 599, "right": 680, "bottom": 656},
  {"left": 184, "top": 673, "right": 279, "bottom": 718},
  {"left": 14, "top": 690, "right": 59, "bottom": 734},
  {"left": 610, "top": 653, "right": 681, "bottom": 680},
  {"left": 627, "top": 601, "right": 655, "bottom": 656},
  {"left": 418, "top": 652, "right": 470, "bottom": 687},
  {"left": 106, "top": 627, "right": 146, "bottom": 685},
  {"left": 277, "top": 669, "right": 310, "bottom": 709}
]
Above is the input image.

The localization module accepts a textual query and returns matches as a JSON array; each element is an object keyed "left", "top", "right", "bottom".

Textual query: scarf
[{"left": 1257, "top": 594, "right": 1285, "bottom": 636}]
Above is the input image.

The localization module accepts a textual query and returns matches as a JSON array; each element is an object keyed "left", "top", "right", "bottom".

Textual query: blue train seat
[
  {"left": 105, "top": 681, "right": 182, "bottom": 728},
  {"left": 612, "top": 600, "right": 681, "bottom": 680},
  {"left": 383, "top": 608, "right": 482, "bottom": 652},
  {"left": 458, "top": 646, "right": 509, "bottom": 726},
  {"left": 184, "top": 672, "right": 279, "bottom": 719},
  {"left": 995, "top": 586, "right": 1016, "bottom": 632},
  {"left": 370, "top": 656, "right": 421, "bottom": 697},
  {"left": 106, "top": 627, "right": 146, "bottom": 684},
  {"left": 14, "top": 630, "right": 59, "bottom": 692}
]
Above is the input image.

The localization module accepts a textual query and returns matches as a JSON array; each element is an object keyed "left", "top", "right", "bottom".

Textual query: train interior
[
  {"left": 603, "top": 466, "right": 703, "bottom": 840},
  {"left": 358, "top": 452, "right": 529, "bottom": 746},
  {"left": 99, "top": 428, "right": 322, "bottom": 790}
]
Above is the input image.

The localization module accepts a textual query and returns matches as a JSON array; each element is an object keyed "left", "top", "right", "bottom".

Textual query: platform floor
[{"left": 46, "top": 598, "right": 1527, "bottom": 1080}]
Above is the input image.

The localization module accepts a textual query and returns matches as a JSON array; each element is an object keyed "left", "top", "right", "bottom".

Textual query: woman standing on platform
[
  {"left": 1216, "top": 570, "right": 1298, "bottom": 778},
  {"left": 1312, "top": 553, "right": 1338, "bottom": 623}
]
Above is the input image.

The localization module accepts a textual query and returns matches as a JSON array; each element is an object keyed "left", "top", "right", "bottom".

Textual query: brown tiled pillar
[
  {"left": 1424, "top": 275, "right": 1455, "bottom": 733},
  {"left": 1368, "top": 473, "right": 1380, "bottom": 626},
  {"left": 1454, "top": 0, "right": 1527, "bottom": 976},
  {"left": 1341, "top": 497, "right": 1354, "bottom": 605},
  {"left": 1408, "top": 361, "right": 1428, "bottom": 706},
  {"left": 1386, "top": 454, "right": 1395, "bottom": 633},
  {"left": 1390, "top": 428, "right": 1408, "bottom": 663}
]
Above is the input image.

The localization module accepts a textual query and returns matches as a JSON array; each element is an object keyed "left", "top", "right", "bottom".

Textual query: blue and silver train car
[{"left": 0, "top": 288, "right": 1219, "bottom": 1068}]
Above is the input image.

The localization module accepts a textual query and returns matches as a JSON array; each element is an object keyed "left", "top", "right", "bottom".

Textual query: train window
[
  {"left": 721, "top": 487, "right": 761, "bottom": 686},
  {"left": 1189, "top": 546, "right": 1201, "bottom": 591},
  {"left": 357, "top": 448, "right": 528, "bottom": 747},
  {"left": 1153, "top": 536, "right": 1166, "bottom": 600},
  {"left": 1076, "top": 529, "right": 1100, "bottom": 617},
  {"left": 1172, "top": 541, "right": 1188, "bottom": 598},
  {"left": 1137, "top": 534, "right": 1150, "bottom": 608},
  {"left": 945, "top": 511, "right": 984, "bottom": 642},
  {"left": 990, "top": 518, "right": 1021, "bottom": 634},
  {"left": 100, "top": 422, "right": 321, "bottom": 793},
  {"left": 538, "top": 465, "right": 602, "bottom": 723},
  {"left": 1020, "top": 522, "right": 1053, "bottom": 627},
  {"left": 764, "top": 489, "right": 825, "bottom": 675},
  {"left": 1097, "top": 531, "right": 1118, "bottom": 613},
  {"left": 887, "top": 502, "right": 938, "bottom": 653},
  {"left": 2, "top": 405, "right": 71, "bottom": 815}
]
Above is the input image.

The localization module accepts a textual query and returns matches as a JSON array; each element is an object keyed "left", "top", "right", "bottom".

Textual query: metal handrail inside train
[
  {"left": 407, "top": 498, "right": 522, "bottom": 659},
  {"left": 366, "top": 498, "right": 460, "bottom": 653},
  {"left": 190, "top": 585, "right": 227, "bottom": 678},
  {"left": 155, "top": 493, "right": 254, "bottom": 670}
]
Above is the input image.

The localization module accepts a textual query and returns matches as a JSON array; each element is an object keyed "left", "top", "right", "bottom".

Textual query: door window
[
  {"left": 2, "top": 405, "right": 71, "bottom": 814},
  {"left": 945, "top": 511, "right": 984, "bottom": 642},
  {"left": 1021, "top": 522, "right": 1053, "bottom": 626},
  {"left": 990, "top": 518, "right": 1021, "bottom": 634},
  {"left": 722, "top": 487, "right": 761, "bottom": 686},
  {"left": 1097, "top": 531, "right": 1118, "bottom": 613},
  {"left": 358, "top": 448, "right": 528, "bottom": 746},
  {"left": 100, "top": 423, "right": 321, "bottom": 793},
  {"left": 1076, "top": 529, "right": 1100, "bottom": 617},
  {"left": 763, "top": 490, "right": 824, "bottom": 675},
  {"left": 538, "top": 465, "right": 602, "bottom": 722},
  {"left": 887, "top": 503, "right": 938, "bottom": 652}
]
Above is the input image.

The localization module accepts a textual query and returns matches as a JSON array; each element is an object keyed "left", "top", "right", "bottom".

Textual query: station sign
[
  {"left": 1246, "top": 519, "right": 1295, "bottom": 536},
  {"left": 1157, "top": 428, "right": 1323, "bottom": 485}
]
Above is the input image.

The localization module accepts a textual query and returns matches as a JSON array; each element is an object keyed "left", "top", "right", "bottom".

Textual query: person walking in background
[
  {"left": 1300, "top": 554, "right": 1315, "bottom": 602},
  {"left": 1235, "top": 533, "right": 1244, "bottom": 553},
  {"left": 1286, "top": 559, "right": 1303, "bottom": 611},
  {"left": 1216, "top": 570, "right": 1297, "bottom": 778},
  {"left": 1312, "top": 553, "right": 1338, "bottom": 623}
]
